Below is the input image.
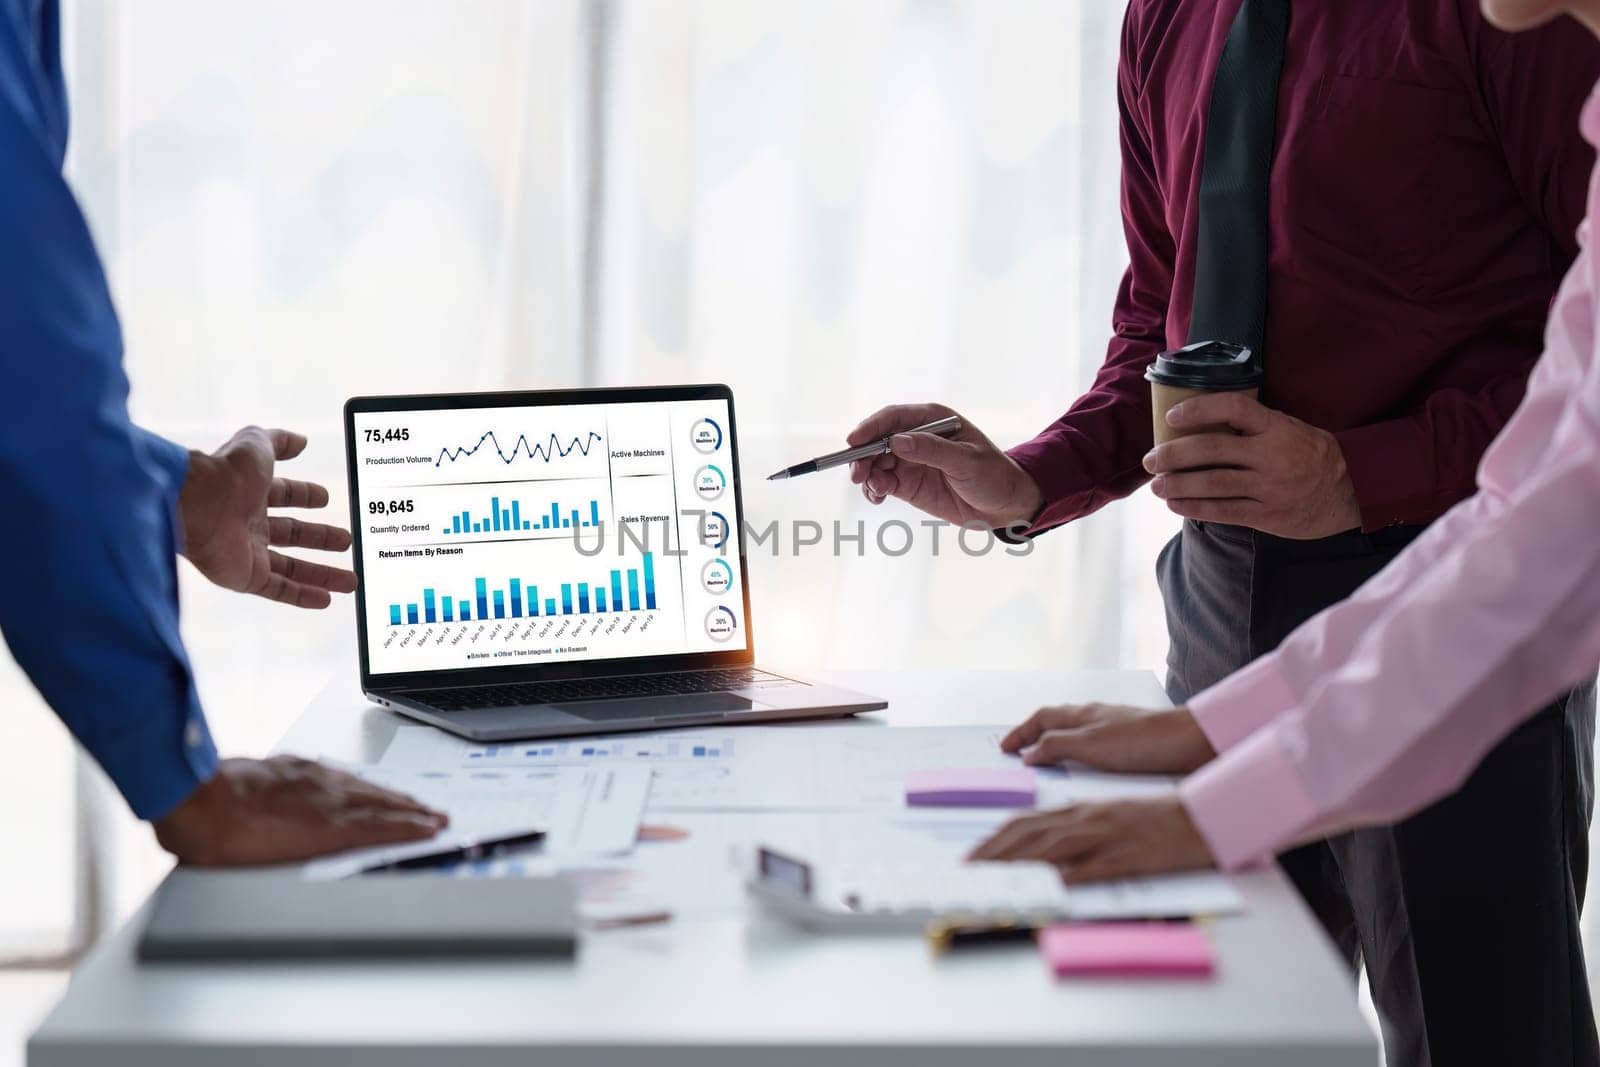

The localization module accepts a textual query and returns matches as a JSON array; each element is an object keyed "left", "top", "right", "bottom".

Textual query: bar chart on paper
[
  {"left": 382, "top": 727, "right": 749, "bottom": 806},
  {"left": 466, "top": 733, "right": 735, "bottom": 764}
]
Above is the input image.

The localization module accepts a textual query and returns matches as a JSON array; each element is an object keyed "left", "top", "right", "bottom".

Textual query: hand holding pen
[
  {"left": 771, "top": 403, "right": 1046, "bottom": 531},
  {"left": 767, "top": 415, "right": 963, "bottom": 480}
]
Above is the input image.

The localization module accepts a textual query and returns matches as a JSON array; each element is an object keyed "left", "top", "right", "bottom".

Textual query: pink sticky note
[
  {"left": 904, "top": 767, "right": 1036, "bottom": 808},
  {"left": 1039, "top": 923, "right": 1215, "bottom": 979}
]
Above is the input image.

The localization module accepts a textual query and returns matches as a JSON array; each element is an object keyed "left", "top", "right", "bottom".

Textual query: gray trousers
[{"left": 1159, "top": 518, "right": 1597, "bottom": 1067}]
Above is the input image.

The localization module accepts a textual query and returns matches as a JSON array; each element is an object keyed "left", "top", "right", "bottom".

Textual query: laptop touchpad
[{"left": 555, "top": 693, "right": 757, "bottom": 722}]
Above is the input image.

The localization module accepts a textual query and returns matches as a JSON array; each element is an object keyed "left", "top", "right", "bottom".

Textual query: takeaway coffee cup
[{"left": 1144, "top": 340, "right": 1263, "bottom": 446}]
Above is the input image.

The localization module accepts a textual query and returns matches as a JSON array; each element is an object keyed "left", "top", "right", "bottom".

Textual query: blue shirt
[{"left": 1, "top": 0, "right": 218, "bottom": 820}]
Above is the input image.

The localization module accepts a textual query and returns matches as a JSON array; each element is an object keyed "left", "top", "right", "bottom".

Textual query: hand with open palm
[{"left": 177, "top": 426, "right": 357, "bottom": 608}]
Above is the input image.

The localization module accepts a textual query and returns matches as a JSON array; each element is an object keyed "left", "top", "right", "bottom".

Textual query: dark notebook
[{"left": 138, "top": 868, "right": 577, "bottom": 961}]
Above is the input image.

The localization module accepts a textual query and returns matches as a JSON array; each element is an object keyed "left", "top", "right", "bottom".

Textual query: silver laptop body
[{"left": 343, "top": 384, "right": 884, "bottom": 742}]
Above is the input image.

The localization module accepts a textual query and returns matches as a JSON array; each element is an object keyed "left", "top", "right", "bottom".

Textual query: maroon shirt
[{"left": 1010, "top": 0, "right": 1600, "bottom": 533}]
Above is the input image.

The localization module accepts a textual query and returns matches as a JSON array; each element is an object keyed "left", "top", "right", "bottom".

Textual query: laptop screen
[{"left": 348, "top": 390, "right": 749, "bottom": 680}]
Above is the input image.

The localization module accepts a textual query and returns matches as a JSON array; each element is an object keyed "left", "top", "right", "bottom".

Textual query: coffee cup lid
[{"left": 1144, "top": 340, "right": 1262, "bottom": 391}]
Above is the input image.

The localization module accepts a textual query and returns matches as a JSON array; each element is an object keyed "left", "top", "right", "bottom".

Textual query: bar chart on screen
[
  {"left": 361, "top": 479, "right": 619, "bottom": 549},
  {"left": 367, "top": 541, "right": 676, "bottom": 668},
  {"left": 384, "top": 554, "right": 659, "bottom": 625},
  {"left": 441, "top": 496, "right": 605, "bottom": 537},
  {"left": 353, "top": 398, "right": 746, "bottom": 674}
]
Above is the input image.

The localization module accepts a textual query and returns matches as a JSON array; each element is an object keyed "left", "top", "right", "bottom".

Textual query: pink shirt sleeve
[
  {"left": 1187, "top": 491, "right": 1515, "bottom": 753},
  {"left": 1179, "top": 239, "right": 1600, "bottom": 869}
]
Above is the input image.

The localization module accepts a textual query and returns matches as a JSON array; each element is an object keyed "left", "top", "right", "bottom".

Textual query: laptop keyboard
[{"left": 405, "top": 668, "right": 804, "bottom": 712}]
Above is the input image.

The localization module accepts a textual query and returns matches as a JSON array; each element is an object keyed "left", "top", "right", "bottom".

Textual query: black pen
[
  {"left": 925, "top": 913, "right": 1051, "bottom": 955},
  {"left": 767, "top": 415, "right": 962, "bottom": 481},
  {"left": 357, "top": 827, "right": 547, "bottom": 875}
]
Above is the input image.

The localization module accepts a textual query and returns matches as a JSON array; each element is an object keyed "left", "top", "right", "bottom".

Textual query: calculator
[
  {"left": 746, "top": 846, "right": 1244, "bottom": 932},
  {"left": 747, "top": 846, "right": 1072, "bottom": 933}
]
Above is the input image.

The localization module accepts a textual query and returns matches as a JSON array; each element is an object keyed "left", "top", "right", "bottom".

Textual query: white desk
[{"left": 29, "top": 669, "right": 1378, "bottom": 1067}]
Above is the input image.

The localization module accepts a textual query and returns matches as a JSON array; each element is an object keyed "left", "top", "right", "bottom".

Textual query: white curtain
[
  {"left": 0, "top": 0, "right": 1167, "bottom": 950},
  {"left": 593, "top": 0, "right": 1167, "bottom": 674}
]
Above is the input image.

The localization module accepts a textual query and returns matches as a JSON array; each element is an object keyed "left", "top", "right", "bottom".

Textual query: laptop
[{"left": 343, "top": 384, "right": 885, "bottom": 741}]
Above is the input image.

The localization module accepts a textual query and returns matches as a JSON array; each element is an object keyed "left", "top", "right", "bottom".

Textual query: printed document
[{"left": 302, "top": 762, "right": 651, "bottom": 880}]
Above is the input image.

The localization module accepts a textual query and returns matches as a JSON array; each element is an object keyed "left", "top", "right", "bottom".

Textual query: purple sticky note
[{"left": 904, "top": 767, "right": 1037, "bottom": 808}]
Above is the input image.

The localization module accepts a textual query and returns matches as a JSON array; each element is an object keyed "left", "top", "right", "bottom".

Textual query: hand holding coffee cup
[
  {"left": 1142, "top": 341, "right": 1361, "bottom": 539},
  {"left": 1145, "top": 340, "right": 1263, "bottom": 446}
]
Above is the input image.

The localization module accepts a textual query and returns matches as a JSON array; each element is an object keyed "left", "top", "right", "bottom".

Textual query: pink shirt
[{"left": 1178, "top": 84, "right": 1600, "bottom": 871}]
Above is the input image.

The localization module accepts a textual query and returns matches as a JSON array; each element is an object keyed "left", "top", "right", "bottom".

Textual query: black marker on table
[
  {"left": 767, "top": 415, "right": 962, "bottom": 481},
  {"left": 356, "top": 827, "right": 547, "bottom": 875}
]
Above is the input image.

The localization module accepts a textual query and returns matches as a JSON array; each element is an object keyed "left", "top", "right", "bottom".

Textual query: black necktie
[{"left": 1185, "top": 0, "right": 1290, "bottom": 367}]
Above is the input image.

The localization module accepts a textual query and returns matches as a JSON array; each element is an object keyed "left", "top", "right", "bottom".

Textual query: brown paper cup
[{"left": 1150, "top": 384, "right": 1259, "bottom": 446}]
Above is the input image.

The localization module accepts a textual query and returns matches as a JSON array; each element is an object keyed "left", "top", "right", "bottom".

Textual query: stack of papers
[
  {"left": 376, "top": 722, "right": 1177, "bottom": 810},
  {"left": 307, "top": 721, "right": 1240, "bottom": 923}
]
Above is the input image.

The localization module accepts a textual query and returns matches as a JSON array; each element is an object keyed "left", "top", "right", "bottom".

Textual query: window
[{"left": 0, "top": 0, "right": 1166, "bottom": 950}]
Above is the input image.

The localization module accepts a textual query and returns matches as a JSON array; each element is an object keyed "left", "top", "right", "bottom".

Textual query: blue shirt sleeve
[
  {"left": 0, "top": 1, "right": 218, "bottom": 820},
  {"left": 133, "top": 428, "right": 195, "bottom": 508}
]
